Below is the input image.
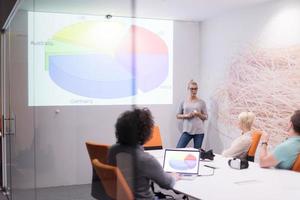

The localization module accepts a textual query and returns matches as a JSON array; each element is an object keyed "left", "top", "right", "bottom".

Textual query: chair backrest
[
  {"left": 247, "top": 130, "right": 262, "bottom": 162},
  {"left": 86, "top": 141, "right": 109, "bottom": 164},
  {"left": 292, "top": 154, "right": 300, "bottom": 172},
  {"left": 92, "top": 159, "right": 134, "bottom": 200},
  {"left": 86, "top": 141, "right": 111, "bottom": 199},
  {"left": 144, "top": 125, "right": 163, "bottom": 150}
]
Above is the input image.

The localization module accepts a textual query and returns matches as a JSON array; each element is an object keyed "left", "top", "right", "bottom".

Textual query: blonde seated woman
[{"left": 222, "top": 112, "right": 255, "bottom": 159}]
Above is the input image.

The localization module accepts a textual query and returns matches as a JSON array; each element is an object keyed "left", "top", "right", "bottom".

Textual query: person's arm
[
  {"left": 143, "top": 155, "right": 178, "bottom": 189},
  {"left": 259, "top": 133, "right": 278, "bottom": 168},
  {"left": 222, "top": 137, "right": 251, "bottom": 158},
  {"left": 194, "top": 101, "right": 208, "bottom": 121},
  {"left": 177, "top": 113, "right": 193, "bottom": 119},
  {"left": 193, "top": 111, "right": 206, "bottom": 121},
  {"left": 176, "top": 101, "right": 193, "bottom": 120}
]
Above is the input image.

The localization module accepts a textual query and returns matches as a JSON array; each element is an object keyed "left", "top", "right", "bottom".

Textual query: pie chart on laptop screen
[
  {"left": 169, "top": 154, "right": 198, "bottom": 170},
  {"left": 45, "top": 21, "right": 169, "bottom": 99}
]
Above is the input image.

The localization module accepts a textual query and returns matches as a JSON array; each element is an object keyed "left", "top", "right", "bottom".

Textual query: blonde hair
[
  {"left": 187, "top": 79, "right": 198, "bottom": 89},
  {"left": 238, "top": 112, "right": 255, "bottom": 130}
]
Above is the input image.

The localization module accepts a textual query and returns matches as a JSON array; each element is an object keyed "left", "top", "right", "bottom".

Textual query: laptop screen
[{"left": 163, "top": 149, "right": 200, "bottom": 175}]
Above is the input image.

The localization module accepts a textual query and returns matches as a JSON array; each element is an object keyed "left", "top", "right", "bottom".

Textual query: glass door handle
[{"left": 3, "top": 115, "right": 15, "bottom": 136}]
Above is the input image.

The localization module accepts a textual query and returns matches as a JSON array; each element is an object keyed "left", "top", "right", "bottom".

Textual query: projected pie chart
[
  {"left": 169, "top": 154, "right": 197, "bottom": 170},
  {"left": 45, "top": 21, "right": 169, "bottom": 98}
]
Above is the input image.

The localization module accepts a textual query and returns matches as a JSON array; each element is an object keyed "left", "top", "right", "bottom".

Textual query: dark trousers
[{"left": 176, "top": 132, "right": 204, "bottom": 149}]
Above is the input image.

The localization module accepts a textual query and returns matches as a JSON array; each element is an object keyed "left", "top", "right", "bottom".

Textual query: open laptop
[{"left": 163, "top": 149, "right": 200, "bottom": 178}]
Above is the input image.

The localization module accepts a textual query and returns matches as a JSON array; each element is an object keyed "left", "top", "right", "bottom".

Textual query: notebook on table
[{"left": 163, "top": 149, "right": 200, "bottom": 179}]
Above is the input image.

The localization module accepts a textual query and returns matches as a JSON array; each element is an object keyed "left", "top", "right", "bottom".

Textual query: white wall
[
  {"left": 199, "top": 0, "right": 300, "bottom": 153},
  {"left": 8, "top": 14, "right": 201, "bottom": 187}
]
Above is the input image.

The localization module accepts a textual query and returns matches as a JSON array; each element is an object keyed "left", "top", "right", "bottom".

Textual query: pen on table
[{"left": 204, "top": 165, "right": 217, "bottom": 169}]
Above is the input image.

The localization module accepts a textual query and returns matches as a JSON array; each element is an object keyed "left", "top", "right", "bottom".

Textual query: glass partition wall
[
  {"left": 3, "top": 1, "right": 36, "bottom": 199},
  {"left": 1, "top": 0, "right": 139, "bottom": 199}
]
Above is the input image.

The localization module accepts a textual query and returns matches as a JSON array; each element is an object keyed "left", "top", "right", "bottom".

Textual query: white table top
[{"left": 147, "top": 149, "right": 300, "bottom": 200}]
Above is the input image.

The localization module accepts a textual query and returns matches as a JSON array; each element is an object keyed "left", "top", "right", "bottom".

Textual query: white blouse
[{"left": 222, "top": 131, "right": 252, "bottom": 159}]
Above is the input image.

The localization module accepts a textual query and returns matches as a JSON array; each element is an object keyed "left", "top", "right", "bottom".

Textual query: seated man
[
  {"left": 260, "top": 110, "right": 300, "bottom": 169},
  {"left": 108, "top": 107, "right": 179, "bottom": 200},
  {"left": 222, "top": 112, "right": 255, "bottom": 159}
]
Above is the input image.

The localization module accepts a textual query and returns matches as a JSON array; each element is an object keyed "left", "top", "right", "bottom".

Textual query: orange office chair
[
  {"left": 86, "top": 141, "right": 109, "bottom": 164},
  {"left": 144, "top": 125, "right": 163, "bottom": 150},
  {"left": 86, "top": 141, "right": 110, "bottom": 199},
  {"left": 247, "top": 130, "right": 262, "bottom": 162},
  {"left": 292, "top": 154, "right": 300, "bottom": 172},
  {"left": 92, "top": 159, "right": 134, "bottom": 200}
]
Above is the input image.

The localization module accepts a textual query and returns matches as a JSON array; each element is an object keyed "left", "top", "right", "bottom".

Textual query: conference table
[{"left": 147, "top": 149, "right": 300, "bottom": 200}]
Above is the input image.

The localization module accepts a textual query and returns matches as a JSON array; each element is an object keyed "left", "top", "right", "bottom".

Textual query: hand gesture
[
  {"left": 193, "top": 110, "right": 206, "bottom": 120},
  {"left": 171, "top": 173, "right": 181, "bottom": 181},
  {"left": 261, "top": 132, "right": 270, "bottom": 143},
  {"left": 185, "top": 112, "right": 194, "bottom": 119}
]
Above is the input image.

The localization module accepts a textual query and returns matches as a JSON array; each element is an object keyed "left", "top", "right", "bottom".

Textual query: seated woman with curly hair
[{"left": 108, "top": 108, "right": 178, "bottom": 200}]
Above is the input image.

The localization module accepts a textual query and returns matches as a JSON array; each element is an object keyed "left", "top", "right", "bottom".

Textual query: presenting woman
[{"left": 176, "top": 80, "right": 208, "bottom": 149}]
